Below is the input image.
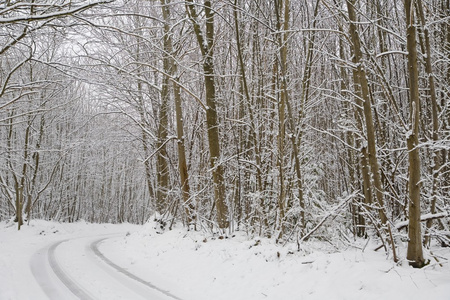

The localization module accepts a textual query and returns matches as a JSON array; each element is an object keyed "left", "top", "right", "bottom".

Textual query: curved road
[{"left": 30, "top": 234, "right": 182, "bottom": 300}]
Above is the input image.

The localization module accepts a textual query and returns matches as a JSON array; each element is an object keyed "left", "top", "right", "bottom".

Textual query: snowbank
[
  {"left": 100, "top": 221, "right": 450, "bottom": 300},
  {"left": 1, "top": 220, "right": 449, "bottom": 300}
]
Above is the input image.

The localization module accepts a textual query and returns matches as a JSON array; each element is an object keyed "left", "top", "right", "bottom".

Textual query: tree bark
[
  {"left": 404, "top": 0, "right": 425, "bottom": 268},
  {"left": 347, "top": 0, "right": 387, "bottom": 226},
  {"left": 156, "top": 24, "right": 171, "bottom": 214},
  {"left": 415, "top": 0, "right": 441, "bottom": 246},
  {"left": 233, "top": 0, "right": 263, "bottom": 228},
  {"left": 160, "top": 0, "right": 195, "bottom": 225},
  {"left": 186, "top": 0, "right": 229, "bottom": 229}
]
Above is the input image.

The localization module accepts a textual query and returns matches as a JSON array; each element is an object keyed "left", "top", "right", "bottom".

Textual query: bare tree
[
  {"left": 185, "top": 0, "right": 229, "bottom": 230},
  {"left": 346, "top": 0, "right": 388, "bottom": 227},
  {"left": 404, "top": 0, "right": 425, "bottom": 268}
]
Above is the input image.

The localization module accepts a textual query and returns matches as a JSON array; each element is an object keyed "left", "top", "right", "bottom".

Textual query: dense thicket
[{"left": 1, "top": 0, "right": 449, "bottom": 266}]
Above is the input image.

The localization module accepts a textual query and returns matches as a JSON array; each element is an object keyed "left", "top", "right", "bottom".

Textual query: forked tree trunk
[
  {"left": 186, "top": 0, "right": 229, "bottom": 229},
  {"left": 347, "top": 0, "right": 387, "bottom": 226}
]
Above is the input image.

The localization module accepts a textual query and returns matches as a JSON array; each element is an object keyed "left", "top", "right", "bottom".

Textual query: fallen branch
[
  {"left": 300, "top": 192, "right": 356, "bottom": 242},
  {"left": 395, "top": 212, "right": 449, "bottom": 230}
]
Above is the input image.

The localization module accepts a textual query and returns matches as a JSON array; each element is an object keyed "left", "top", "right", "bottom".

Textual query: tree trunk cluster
[{"left": 1, "top": 0, "right": 449, "bottom": 267}]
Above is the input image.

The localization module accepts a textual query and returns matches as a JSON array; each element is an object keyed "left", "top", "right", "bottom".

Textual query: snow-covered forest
[{"left": 1, "top": 0, "right": 449, "bottom": 270}]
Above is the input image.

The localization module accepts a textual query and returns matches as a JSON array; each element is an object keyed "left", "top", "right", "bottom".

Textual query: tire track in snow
[
  {"left": 47, "top": 239, "right": 96, "bottom": 300},
  {"left": 90, "top": 238, "right": 183, "bottom": 300},
  {"left": 31, "top": 239, "right": 93, "bottom": 300},
  {"left": 30, "top": 242, "right": 76, "bottom": 300}
]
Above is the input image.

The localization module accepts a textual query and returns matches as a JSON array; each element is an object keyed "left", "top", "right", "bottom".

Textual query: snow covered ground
[{"left": 1, "top": 219, "right": 449, "bottom": 300}]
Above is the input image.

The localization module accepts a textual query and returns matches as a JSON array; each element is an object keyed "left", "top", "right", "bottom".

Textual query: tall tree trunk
[
  {"left": 14, "top": 119, "right": 32, "bottom": 230},
  {"left": 186, "top": 0, "right": 229, "bottom": 229},
  {"left": 404, "top": 0, "right": 425, "bottom": 268},
  {"left": 337, "top": 17, "right": 366, "bottom": 237},
  {"left": 444, "top": 0, "right": 450, "bottom": 196},
  {"left": 294, "top": 0, "right": 321, "bottom": 234},
  {"left": 156, "top": 33, "right": 171, "bottom": 214},
  {"left": 347, "top": 0, "right": 387, "bottom": 226},
  {"left": 160, "top": 0, "right": 195, "bottom": 225},
  {"left": 233, "top": 0, "right": 263, "bottom": 228},
  {"left": 274, "top": 0, "right": 295, "bottom": 239},
  {"left": 415, "top": 0, "right": 440, "bottom": 246},
  {"left": 274, "top": 0, "right": 286, "bottom": 239},
  {"left": 133, "top": 12, "right": 154, "bottom": 219},
  {"left": 25, "top": 113, "right": 45, "bottom": 223}
]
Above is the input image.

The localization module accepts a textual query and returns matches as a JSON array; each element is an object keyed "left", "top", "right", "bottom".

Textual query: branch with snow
[
  {"left": 0, "top": 1, "right": 112, "bottom": 24},
  {"left": 300, "top": 192, "right": 356, "bottom": 243},
  {"left": 395, "top": 212, "right": 449, "bottom": 231}
]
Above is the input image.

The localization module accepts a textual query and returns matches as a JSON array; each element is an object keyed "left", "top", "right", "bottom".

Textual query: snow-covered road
[
  {"left": 30, "top": 234, "right": 179, "bottom": 300},
  {"left": 2, "top": 220, "right": 450, "bottom": 300}
]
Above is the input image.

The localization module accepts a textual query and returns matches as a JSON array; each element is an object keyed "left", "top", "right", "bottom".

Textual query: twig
[{"left": 300, "top": 193, "right": 355, "bottom": 242}]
